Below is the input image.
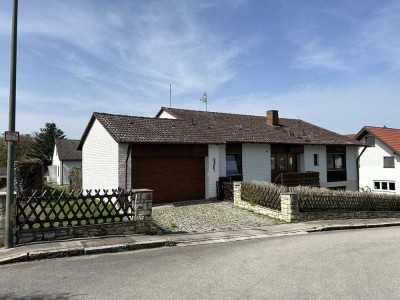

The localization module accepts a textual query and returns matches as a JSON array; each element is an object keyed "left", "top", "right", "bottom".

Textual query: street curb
[
  {"left": 0, "top": 240, "right": 168, "bottom": 266},
  {"left": 306, "top": 222, "right": 400, "bottom": 233},
  {"left": 2, "top": 222, "right": 400, "bottom": 266}
]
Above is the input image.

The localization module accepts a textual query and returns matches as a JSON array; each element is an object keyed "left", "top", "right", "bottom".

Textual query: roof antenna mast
[
  {"left": 200, "top": 92, "right": 207, "bottom": 112},
  {"left": 169, "top": 84, "right": 172, "bottom": 108}
]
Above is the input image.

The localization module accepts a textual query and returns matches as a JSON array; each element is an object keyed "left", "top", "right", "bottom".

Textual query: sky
[{"left": 1, "top": 0, "right": 400, "bottom": 139}]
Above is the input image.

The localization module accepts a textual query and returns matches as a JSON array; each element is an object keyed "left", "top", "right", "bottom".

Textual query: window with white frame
[{"left": 374, "top": 181, "right": 395, "bottom": 191}]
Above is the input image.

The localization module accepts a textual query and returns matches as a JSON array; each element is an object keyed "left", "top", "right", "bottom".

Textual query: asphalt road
[{"left": 1, "top": 227, "right": 400, "bottom": 300}]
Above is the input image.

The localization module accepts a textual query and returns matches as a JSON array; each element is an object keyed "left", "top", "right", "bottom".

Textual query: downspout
[
  {"left": 123, "top": 144, "right": 132, "bottom": 191},
  {"left": 356, "top": 146, "right": 368, "bottom": 191}
]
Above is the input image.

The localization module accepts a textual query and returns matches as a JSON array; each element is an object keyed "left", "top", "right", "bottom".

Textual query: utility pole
[{"left": 5, "top": 0, "right": 18, "bottom": 248}]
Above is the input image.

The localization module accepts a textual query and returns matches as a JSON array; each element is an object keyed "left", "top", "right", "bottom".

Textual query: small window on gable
[
  {"left": 365, "top": 136, "right": 375, "bottom": 146},
  {"left": 384, "top": 156, "right": 395, "bottom": 168},
  {"left": 314, "top": 154, "right": 319, "bottom": 166}
]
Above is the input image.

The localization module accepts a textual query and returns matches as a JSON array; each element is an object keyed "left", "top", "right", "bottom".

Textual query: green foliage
[
  {"left": 15, "top": 159, "right": 44, "bottom": 197},
  {"left": 30, "top": 123, "right": 66, "bottom": 166},
  {"left": 68, "top": 167, "right": 82, "bottom": 191},
  {"left": 0, "top": 133, "right": 34, "bottom": 167},
  {"left": 242, "top": 181, "right": 287, "bottom": 210},
  {"left": 290, "top": 185, "right": 400, "bottom": 212},
  {"left": 241, "top": 181, "right": 400, "bottom": 212}
]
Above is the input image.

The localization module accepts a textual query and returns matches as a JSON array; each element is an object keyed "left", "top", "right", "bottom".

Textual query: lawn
[{"left": 18, "top": 182, "right": 124, "bottom": 229}]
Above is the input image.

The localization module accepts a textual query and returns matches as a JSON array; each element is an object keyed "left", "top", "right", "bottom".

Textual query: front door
[{"left": 271, "top": 153, "right": 297, "bottom": 183}]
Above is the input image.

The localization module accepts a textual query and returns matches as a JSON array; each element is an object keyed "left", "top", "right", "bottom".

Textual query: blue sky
[{"left": 1, "top": 0, "right": 400, "bottom": 138}]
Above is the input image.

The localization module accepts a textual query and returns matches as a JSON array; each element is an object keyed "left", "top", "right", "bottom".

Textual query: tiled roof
[
  {"left": 55, "top": 139, "right": 82, "bottom": 161},
  {"left": 356, "top": 126, "right": 400, "bottom": 154},
  {"left": 78, "top": 108, "right": 363, "bottom": 148},
  {"left": 344, "top": 134, "right": 356, "bottom": 139}
]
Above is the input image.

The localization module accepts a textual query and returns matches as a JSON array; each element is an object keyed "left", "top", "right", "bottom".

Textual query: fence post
[
  {"left": 280, "top": 193, "right": 299, "bottom": 222},
  {"left": 233, "top": 182, "right": 242, "bottom": 204},
  {"left": 0, "top": 192, "right": 14, "bottom": 247},
  {"left": 133, "top": 189, "right": 153, "bottom": 234}
]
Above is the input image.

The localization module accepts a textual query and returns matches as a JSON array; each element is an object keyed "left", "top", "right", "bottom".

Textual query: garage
[{"left": 131, "top": 144, "right": 207, "bottom": 204}]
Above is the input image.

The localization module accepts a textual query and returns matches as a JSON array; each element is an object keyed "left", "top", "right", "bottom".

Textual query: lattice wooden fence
[{"left": 16, "top": 189, "right": 136, "bottom": 230}]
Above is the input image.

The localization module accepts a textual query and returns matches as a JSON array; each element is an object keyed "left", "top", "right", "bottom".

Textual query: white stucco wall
[
  {"left": 303, "top": 145, "right": 327, "bottom": 185},
  {"left": 205, "top": 144, "right": 220, "bottom": 199},
  {"left": 242, "top": 144, "right": 271, "bottom": 182},
  {"left": 51, "top": 145, "right": 61, "bottom": 184},
  {"left": 218, "top": 144, "right": 226, "bottom": 177},
  {"left": 359, "top": 137, "right": 400, "bottom": 194},
  {"left": 82, "top": 119, "right": 119, "bottom": 191},
  {"left": 157, "top": 111, "right": 176, "bottom": 119}
]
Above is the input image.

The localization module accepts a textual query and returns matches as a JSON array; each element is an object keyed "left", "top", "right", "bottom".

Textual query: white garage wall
[{"left": 82, "top": 119, "right": 119, "bottom": 191}]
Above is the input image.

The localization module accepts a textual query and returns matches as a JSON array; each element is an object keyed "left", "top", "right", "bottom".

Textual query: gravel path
[{"left": 152, "top": 200, "right": 282, "bottom": 233}]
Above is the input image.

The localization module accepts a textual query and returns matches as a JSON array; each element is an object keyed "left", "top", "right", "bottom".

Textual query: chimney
[{"left": 266, "top": 110, "right": 279, "bottom": 126}]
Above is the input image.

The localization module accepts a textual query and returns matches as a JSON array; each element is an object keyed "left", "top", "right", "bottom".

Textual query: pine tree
[{"left": 31, "top": 123, "right": 66, "bottom": 165}]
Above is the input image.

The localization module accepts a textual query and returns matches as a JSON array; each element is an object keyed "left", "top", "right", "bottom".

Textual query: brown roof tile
[
  {"left": 55, "top": 139, "right": 82, "bottom": 161},
  {"left": 78, "top": 108, "right": 364, "bottom": 148}
]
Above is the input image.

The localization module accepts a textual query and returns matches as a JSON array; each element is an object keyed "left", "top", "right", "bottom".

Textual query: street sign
[{"left": 4, "top": 131, "right": 19, "bottom": 142}]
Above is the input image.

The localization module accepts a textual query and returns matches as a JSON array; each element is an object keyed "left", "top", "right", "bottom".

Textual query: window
[
  {"left": 314, "top": 154, "right": 319, "bottom": 166},
  {"left": 226, "top": 154, "right": 241, "bottom": 175},
  {"left": 374, "top": 180, "right": 395, "bottom": 191},
  {"left": 384, "top": 156, "right": 395, "bottom": 168},
  {"left": 365, "top": 136, "right": 375, "bottom": 146},
  {"left": 327, "top": 153, "right": 345, "bottom": 170}
]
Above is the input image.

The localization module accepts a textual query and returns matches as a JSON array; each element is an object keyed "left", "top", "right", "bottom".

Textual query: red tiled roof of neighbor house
[
  {"left": 78, "top": 107, "right": 365, "bottom": 149},
  {"left": 55, "top": 139, "right": 82, "bottom": 161},
  {"left": 355, "top": 126, "right": 400, "bottom": 154},
  {"left": 344, "top": 134, "right": 356, "bottom": 139}
]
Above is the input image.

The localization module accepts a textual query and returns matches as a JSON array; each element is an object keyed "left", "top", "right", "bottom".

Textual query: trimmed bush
[
  {"left": 241, "top": 181, "right": 400, "bottom": 212},
  {"left": 290, "top": 186, "right": 400, "bottom": 212},
  {"left": 241, "top": 181, "right": 287, "bottom": 210},
  {"left": 68, "top": 167, "right": 82, "bottom": 191},
  {"left": 15, "top": 159, "right": 44, "bottom": 197}
]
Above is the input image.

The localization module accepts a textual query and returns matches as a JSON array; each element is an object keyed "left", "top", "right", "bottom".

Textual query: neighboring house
[
  {"left": 0, "top": 167, "right": 6, "bottom": 190},
  {"left": 51, "top": 139, "right": 82, "bottom": 185},
  {"left": 353, "top": 126, "right": 400, "bottom": 194},
  {"left": 78, "top": 107, "right": 363, "bottom": 204}
]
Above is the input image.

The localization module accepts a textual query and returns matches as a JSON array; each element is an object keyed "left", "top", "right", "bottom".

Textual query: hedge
[{"left": 15, "top": 159, "right": 44, "bottom": 197}]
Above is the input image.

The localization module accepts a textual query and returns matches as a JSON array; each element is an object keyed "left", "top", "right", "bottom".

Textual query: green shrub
[
  {"left": 290, "top": 185, "right": 400, "bottom": 212},
  {"left": 15, "top": 159, "right": 44, "bottom": 197},
  {"left": 241, "top": 181, "right": 288, "bottom": 210}
]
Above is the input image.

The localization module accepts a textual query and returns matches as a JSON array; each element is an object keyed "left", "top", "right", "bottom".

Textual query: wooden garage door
[{"left": 132, "top": 157, "right": 205, "bottom": 204}]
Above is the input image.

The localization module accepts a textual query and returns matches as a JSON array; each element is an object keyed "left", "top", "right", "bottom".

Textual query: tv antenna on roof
[{"left": 200, "top": 92, "right": 207, "bottom": 111}]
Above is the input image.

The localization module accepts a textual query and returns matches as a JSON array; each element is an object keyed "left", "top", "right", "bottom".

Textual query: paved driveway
[{"left": 152, "top": 200, "right": 282, "bottom": 233}]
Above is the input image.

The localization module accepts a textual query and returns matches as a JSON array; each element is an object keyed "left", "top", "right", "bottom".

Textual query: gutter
[{"left": 356, "top": 146, "right": 368, "bottom": 191}]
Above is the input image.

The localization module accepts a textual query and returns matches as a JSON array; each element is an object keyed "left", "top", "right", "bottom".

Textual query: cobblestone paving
[{"left": 152, "top": 200, "right": 282, "bottom": 233}]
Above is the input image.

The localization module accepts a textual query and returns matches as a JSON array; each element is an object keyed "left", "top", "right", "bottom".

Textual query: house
[
  {"left": 51, "top": 139, "right": 82, "bottom": 185},
  {"left": 0, "top": 167, "right": 6, "bottom": 191},
  {"left": 78, "top": 107, "right": 363, "bottom": 204},
  {"left": 353, "top": 126, "right": 400, "bottom": 194}
]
